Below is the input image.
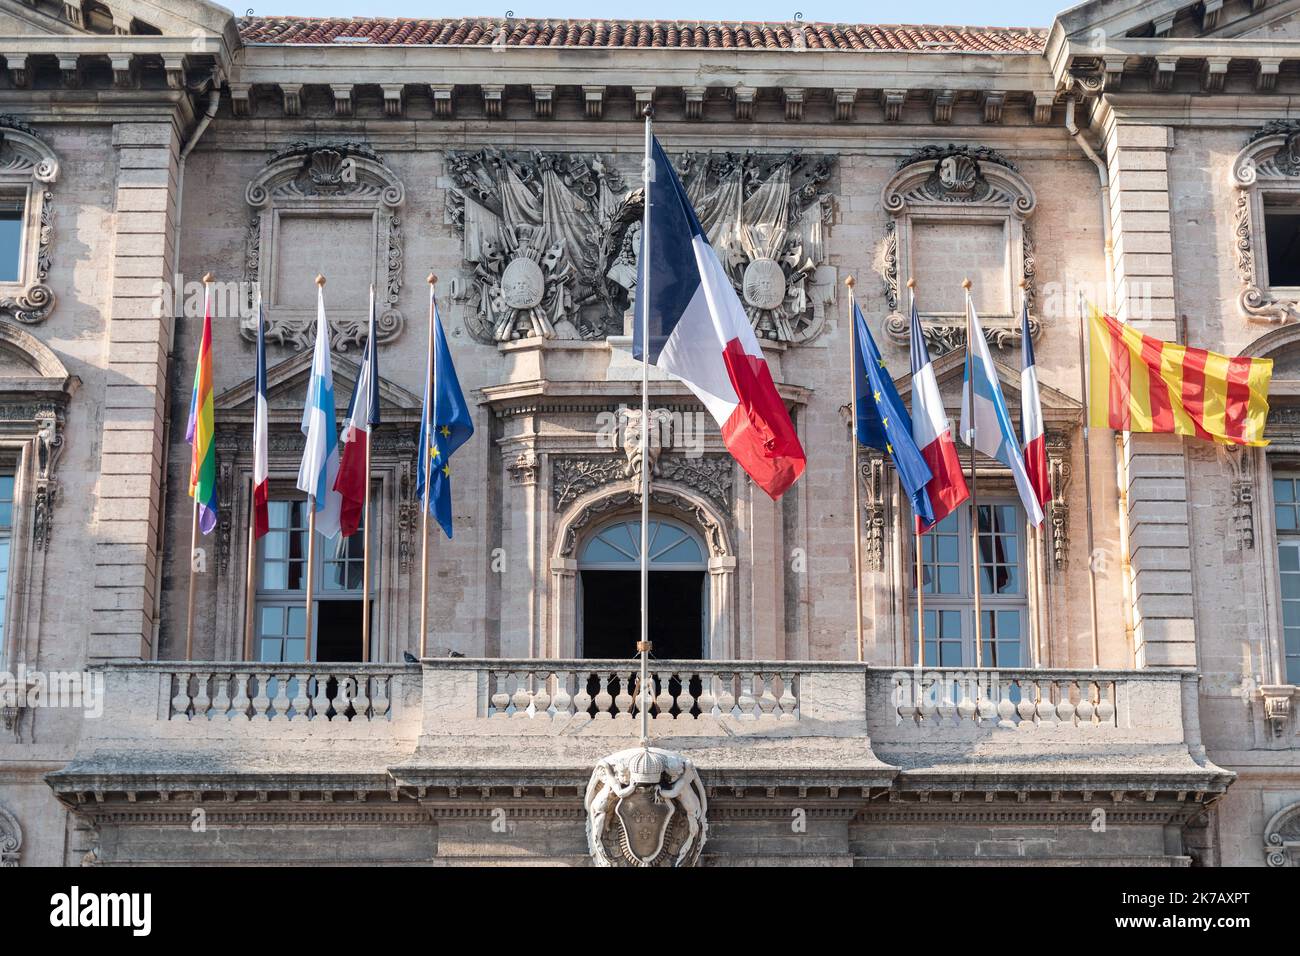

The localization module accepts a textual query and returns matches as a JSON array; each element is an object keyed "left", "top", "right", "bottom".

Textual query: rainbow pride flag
[{"left": 186, "top": 285, "right": 218, "bottom": 534}]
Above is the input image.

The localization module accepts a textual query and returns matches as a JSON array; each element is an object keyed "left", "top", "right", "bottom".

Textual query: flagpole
[
  {"left": 964, "top": 278, "right": 983, "bottom": 668},
  {"left": 638, "top": 105, "right": 653, "bottom": 746},
  {"left": 419, "top": 275, "right": 436, "bottom": 659},
  {"left": 185, "top": 499, "right": 199, "bottom": 661},
  {"left": 1076, "top": 290, "right": 1101, "bottom": 668},
  {"left": 845, "top": 276, "right": 866, "bottom": 664},
  {"left": 1020, "top": 280, "right": 1044, "bottom": 670},
  {"left": 362, "top": 284, "right": 374, "bottom": 662},
  {"left": 184, "top": 271, "right": 214, "bottom": 661},
  {"left": 909, "top": 278, "right": 925, "bottom": 669},
  {"left": 304, "top": 273, "right": 326, "bottom": 662},
  {"left": 244, "top": 478, "right": 256, "bottom": 661}
]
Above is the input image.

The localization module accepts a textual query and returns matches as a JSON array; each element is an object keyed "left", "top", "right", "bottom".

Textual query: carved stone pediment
[
  {"left": 0, "top": 117, "right": 57, "bottom": 325},
  {"left": 243, "top": 143, "right": 405, "bottom": 351},
  {"left": 879, "top": 144, "right": 1037, "bottom": 355},
  {"left": 213, "top": 347, "right": 423, "bottom": 427}
]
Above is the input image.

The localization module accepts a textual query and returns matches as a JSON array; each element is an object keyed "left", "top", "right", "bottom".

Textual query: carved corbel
[
  {"left": 509, "top": 450, "right": 539, "bottom": 487},
  {"left": 1261, "top": 686, "right": 1294, "bottom": 738},
  {"left": 4, "top": 53, "right": 27, "bottom": 88},
  {"left": 32, "top": 409, "right": 64, "bottom": 552},
  {"left": 859, "top": 448, "right": 887, "bottom": 573},
  {"left": 1222, "top": 445, "right": 1256, "bottom": 550},
  {"left": 1046, "top": 432, "right": 1072, "bottom": 571}
]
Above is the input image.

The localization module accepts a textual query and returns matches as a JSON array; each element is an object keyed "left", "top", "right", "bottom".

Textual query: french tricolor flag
[
  {"left": 909, "top": 297, "right": 968, "bottom": 532},
  {"left": 633, "top": 137, "right": 806, "bottom": 499},
  {"left": 1019, "top": 298, "right": 1051, "bottom": 513},
  {"left": 251, "top": 294, "right": 269, "bottom": 539},
  {"left": 335, "top": 287, "right": 380, "bottom": 538}
]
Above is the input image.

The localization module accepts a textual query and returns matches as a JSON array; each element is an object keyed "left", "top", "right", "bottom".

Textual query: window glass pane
[
  {"left": 259, "top": 637, "right": 283, "bottom": 662},
  {"left": 284, "top": 638, "right": 307, "bottom": 663},
  {"left": 260, "top": 606, "right": 283, "bottom": 636},
  {"left": 1275, "top": 478, "right": 1295, "bottom": 503},
  {"left": 1283, "top": 574, "right": 1300, "bottom": 600},
  {"left": 1278, "top": 505, "right": 1298, "bottom": 531},
  {"left": 262, "top": 560, "right": 288, "bottom": 591},
  {"left": 287, "top": 606, "right": 306, "bottom": 637},
  {"left": 1280, "top": 545, "right": 1300, "bottom": 572},
  {"left": 0, "top": 209, "right": 21, "bottom": 284},
  {"left": 1288, "top": 655, "right": 1300, "bottom": 685},
  {"left": 1265, "top": 208, "right": 1300, "bottom": 286}
]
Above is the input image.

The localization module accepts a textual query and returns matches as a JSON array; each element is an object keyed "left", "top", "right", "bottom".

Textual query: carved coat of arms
[{"left": 585, "top": 747, "right": 708, "bottom": 867}]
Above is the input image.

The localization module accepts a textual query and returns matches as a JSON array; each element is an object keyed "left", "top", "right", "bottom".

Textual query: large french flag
[
  {"left": 251, "top": 295, "right": 269, "bottom": 539},
  {"left": 908, "top": 298, "right": 968, "bottom": 532},
  {"left": 959, "top": 295, "right": 1045, "bottom": 528},
  {"left": 334, "top": 287, "right": 380, "bottom": 537},
  {"left": 1019, "top": 299, "right": 1051, "bottom": 513},
  {"left": 632, "top": 137, "right": 806, "bottom": 499}
]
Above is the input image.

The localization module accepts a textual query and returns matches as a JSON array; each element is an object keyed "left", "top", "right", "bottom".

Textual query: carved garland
[
  {"left": 0, "top": 116, "right": 58, "bottom": 324},
  {"left": 1231, "top": 121, "right": 1300, "bottom": 324},
  {"left": 879, "top": 144, "right": 1038, "bottom": 355},
  {"left": 244, "top": 144, "right": 405, "bottom": 351},
  {"left": 553, "top": 452, "right": 734, "bottom": 515},
  {"left": 558, "top": 486, "right": 729, "bottom": 559}
]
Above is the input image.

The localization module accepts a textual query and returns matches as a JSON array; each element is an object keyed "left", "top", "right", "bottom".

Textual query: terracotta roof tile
[{"left": 236, "top": 17, "right": 1046, "bottom": 53}]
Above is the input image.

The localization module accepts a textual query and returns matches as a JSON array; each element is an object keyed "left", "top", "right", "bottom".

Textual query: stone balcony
[{"left": 47, "top": 659, "right": 1230, "bottom": 805}]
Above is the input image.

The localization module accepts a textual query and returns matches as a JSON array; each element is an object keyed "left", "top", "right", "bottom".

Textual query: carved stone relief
[
  {"left": 553, "top": 448, "right": 733, "bottom": 516},
  {"left": 859, "top": 449, "right": 887, "bottom": 573},
  {"left": 879, "top": 144, "right": 1037, "bottom": 355},
  {"left": 0, "top": 805, "right": 21, "bottom": 866},
  {"left": 1231, "top": 122, "right": 1300, "bottom": 324},
  {"left": 0, "top": 117, "right": 57, "bottom": 324},
  {"left": 1264, "top": 800, "right": 1300, "bottom": 866},
  {"left": 1046, "top": 432, "right": 1072, "bottom": 571},
  {"left": 244, "top": 143, "right": 404, "bottom": 350},
  {"left": 1222, "top": 445, "right": 1256, "bottom": 550},
  {"left": 445, "top": 148, "right": 837, "bottom": 346}
]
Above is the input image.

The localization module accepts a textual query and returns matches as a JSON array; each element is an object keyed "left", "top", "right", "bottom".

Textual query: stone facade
[{"left": 0, "top": 0, "right": 1295, "bottom": 866}]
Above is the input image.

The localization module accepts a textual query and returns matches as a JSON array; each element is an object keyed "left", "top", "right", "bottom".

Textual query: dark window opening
[
  {"left": 315, "top": 600, "right": 366, "bottom": 662},
  {"left": 1265, "top": 207, "right": 1300, "bottom": 286},
  {"left": 580, "top": 569, "right": 703, "bottom": 660}
]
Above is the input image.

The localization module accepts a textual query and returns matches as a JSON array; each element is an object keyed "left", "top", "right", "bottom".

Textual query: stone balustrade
[
  {"left": 887, "top": 668, "right": 1121, "bottom": 729},
  {"left": 482, "top": 661, "right": 801, "bottom": 721},
  {"left": 166, "top": 665, "right": 403, "bottom": 722}
]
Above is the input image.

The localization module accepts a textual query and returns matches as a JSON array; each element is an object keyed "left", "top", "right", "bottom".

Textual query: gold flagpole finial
[
  {"left": 844, "top": 275, "right": 856, "bottom": 290},
  {"left": 428, "top": 273, "right": 438, "bottom": 286},
  {"left": 1019, "top": 279, "right": 1028, "bottom": 290},
  {"left": 202, "top": 272, "right": 214, "bottom": 284},
  {"left": 907, "top": 277, "right": 916, "bottom": 290},
  {"left": 961, "top": 278, "right": 972, "bottom": 290},
  {"left": 315, "top": 274, "right": 326, "bottom": 287}
]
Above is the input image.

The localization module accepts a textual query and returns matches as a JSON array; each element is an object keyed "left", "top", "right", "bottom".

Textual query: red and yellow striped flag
[{"left": 1088, "top": 308, "right": 1272, "bottom": 447}]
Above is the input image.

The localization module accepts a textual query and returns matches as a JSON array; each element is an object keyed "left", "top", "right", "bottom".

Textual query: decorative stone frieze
[
  {"left": 243, "top": 143, "right": 404, "bottom": 350},
  {"left": 880, "top": 144, "right": 1037, "bottom": 354},
  {"left": 0, "top": 117, "right": 57, "bottom": 324},
  {"left": 860, "top": 449, "right": 887, "bottom": 573},
  {"left": 1046, "top": 432, "right": 1072, "bottom": 571}
]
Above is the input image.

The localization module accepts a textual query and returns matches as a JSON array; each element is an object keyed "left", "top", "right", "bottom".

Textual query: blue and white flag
[
  {"left": 958, "top": 294, "right": 1045, "bottom": 526},
  {"left": 296, "top": 282, "right": 343, "bottom": 538}
]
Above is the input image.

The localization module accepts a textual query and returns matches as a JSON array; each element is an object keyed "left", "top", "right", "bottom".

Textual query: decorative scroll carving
[
  {"left": 445, "top": 148, "right": 630, "bottom": 343},
  {"left": 0, "top": 805, "right": 21, "bottom": 866},
  {"left": 880, "top": 144, "right": 1037, "bottom": 355},
  {"left": 586, "top": 747, "right": 707, "bottom": 868},
  {"left": 859, "top": 449, "right": 886, "bottom": 573},
  {"left": 1046, "top": 432, "right": 1072, "bottom": 571},
  {"left": 1263, "top": 800, "right": 1300, "bottom": 867},
  {"left": 244, "top": 143, "right": 405, "bottom": 350},
  {"left": 554, "top": 450, "right": 733, "bottom": 515},
  {"left": 397, "top": 439, "right": 417, "bottom": 573},
  {"left": 1222, "top": 445, "right": 1256, "bottom": 550},
  {"left": 0, "top": 118, "right": 57, "bottom": 324},
  {"left": 559, "top": 487, "right": 728, "bottom": 558},
  {"left": 508, "top": 450, "right": 539, "bottom": 487},
  {"left": 1231, "top": 122, "right": 1300, "bottom": 324}
]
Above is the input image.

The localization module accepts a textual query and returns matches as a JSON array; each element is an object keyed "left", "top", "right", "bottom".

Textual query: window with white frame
[
  {"left": 913, "top": 500, "right": 1029, "bottom": 668},
  {"left": 254, "top": 495, "right": 373, "bottom": 663},
  {"left": 1271, "top": 472, "right": 1300, "bottom": 684}
]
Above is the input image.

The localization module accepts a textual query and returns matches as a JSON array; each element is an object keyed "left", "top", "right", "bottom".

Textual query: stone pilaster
[
  {"left": 1103, "top": 117, "right": 1196, "bottom": 668},
  {"left": 90, "top": 122, "right": 180, "bottom": 660}
]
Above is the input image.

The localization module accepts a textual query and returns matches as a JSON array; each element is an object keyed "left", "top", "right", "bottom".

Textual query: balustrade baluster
[
  {"left": 572, "top": 672, "right": 594, "bottom": 720},
  {"left": 231, "top": 672, "right": 252, "bottom": 720},
  {"left": 697, "top": 674, "right": 718, "bottom": 717},
  {"left": 1034, "top": 679, "right": 1057, "bottom": 728},
  {"left": 532, "top": 672, "right": 552, "bottom": 718},
  {"left": 1056, "top": 680, "right": 1078, "bottom": 727},
  {"left": 251, "top": 672, "right": 272, "bottom": 719},
  {"left": 510, "top": 671, "right": 532, "bottom": 718},
  {"left": 757, "top": 674, "right": 779, "bottom": 719},
  {"left": 716, "top": 673, "right": 737, "bottom": 718},
  {"left": 211, "top": 672, "right": 232, "bottom": 719},
  {"left": 1077, "top": 681, "right": 1097, "bottom": 726},
  {"left": 1095, "top": 680, "right": 1116, "bottom": 726},
  {"left": 613, "top": 672, "right": 634, "bottom": 721},
  {"left": 352, "top": 673, "right": 372, "bottom": 720},
  {"left": 654, "top": 671, "right": 673, "bottom": 721},
  {"left": 290, "top": 672, "right": 310, "bottom": 719},
  {"left": 370, "top": 675, "right": 390, "bottom": 720},
  {"left": 192, "top": 672, "right": 212, "bottom": 719},
  {"left": 677, "top": 672, "right": 697, "bottom": 719},
  {"left": 169, "top": 672, "right": 191, "bottom": 720},
  {"left": 309, "top": 672, "right": 329, "bottom": 719},
  {"left": 490, "top": 670, "right": 510, "bottom": 717},
  {"left": 996, "top": 676, "right": 1017, "bottom": 729},
  {"left": 551, "top": 670, "right": 573, "bottom": 718},
  {"left": 736, "top": 673, "right": 757, "bottom": 720},
  {"left": 594, "top": 672, "right": 615, "bottom": 719}
]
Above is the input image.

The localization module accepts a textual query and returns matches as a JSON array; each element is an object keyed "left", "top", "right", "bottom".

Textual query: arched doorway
[{"left": 578, "top": 517, "right": 708, "bottom": 659}]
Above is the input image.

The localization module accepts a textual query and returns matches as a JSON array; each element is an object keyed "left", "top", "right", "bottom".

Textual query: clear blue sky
[{"left": 237, "top": 1, "right": 1064, "bottom": 29}]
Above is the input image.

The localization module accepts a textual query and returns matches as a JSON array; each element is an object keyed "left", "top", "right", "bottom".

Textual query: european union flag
[
  {"left": 416, "top": 297, "right": 474, "bottom": 538},
  {"left": 853, "top": 302, "right": 936, "bottom": 529}
]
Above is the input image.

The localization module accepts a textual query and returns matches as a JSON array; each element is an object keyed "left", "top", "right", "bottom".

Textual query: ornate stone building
[{"left": 0, "top": 0, "right": 1296, "bottom": 866}]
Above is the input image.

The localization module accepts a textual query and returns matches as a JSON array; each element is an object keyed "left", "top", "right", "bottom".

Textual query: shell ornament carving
[{"left": 585, "top": 747, "right": 708, "bottom": 867}]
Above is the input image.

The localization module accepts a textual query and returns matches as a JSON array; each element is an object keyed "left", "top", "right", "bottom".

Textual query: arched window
[
  {"left": 578, "top": 518, "right": 707, "bottom": 660},
  {"left": 580, "top": 518, "right": 705, "bottom": 570}
]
